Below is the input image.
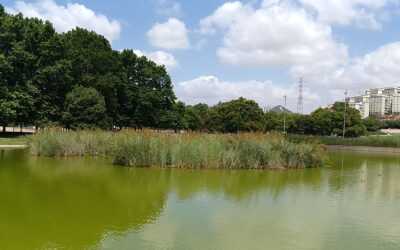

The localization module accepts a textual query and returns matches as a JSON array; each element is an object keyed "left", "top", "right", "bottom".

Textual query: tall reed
[
  {"left": 289, "top": 134, "right": 400, "bottom": 148},
  {"left": 29, "top": 129, "right": 326, "bottom": 169}
]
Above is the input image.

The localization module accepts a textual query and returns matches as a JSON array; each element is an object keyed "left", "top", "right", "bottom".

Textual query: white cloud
[
  {"left": 199, "top": 1, "right": 348, "bottom": 69},
  {"left": 175, "top": 75, "right": 319, "bottom": 111},
  {"left": 333, "top": 42, "right": 400, "bottom": 91},
  {"left": 288, "top": 42, "right": 400, "bottom": 107},
  {"left": 6, "top": 0, "right": 121, "bottom": 42},
  {"left": 196, "top": 1, "right": 400, "bottom": 111},
  {"left": 298, "top": 0, "right": 398, "bottom": 29},
  {"left": 200, "top": 2, "right": 251, "bottom": 34},
  {"left": 147, "top": 18, "right": 190, "bottom": 50},
  {"left": 134, "top": 50, "right": 178, "bottom": 70},
  {"left": 155, "top": 0, "right": 183, "bottom": 17}
]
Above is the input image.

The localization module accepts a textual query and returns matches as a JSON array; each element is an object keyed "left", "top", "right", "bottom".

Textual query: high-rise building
[
  {"left": 369, "top": 95, "right": 386, "bottom": 117},
  {"left": 346, "top": 87, "right": 400, "bottom": 118},
  {"left": 392, "top": 95, "right": 400, "bottom": 115}
]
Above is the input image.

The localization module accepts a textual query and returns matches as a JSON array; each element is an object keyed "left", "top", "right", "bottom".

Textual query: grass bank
[
  {"left": 289, "top": 134, "right": 400, "bottom": 148},
  {"left": 28, "top": 130, "right": 326, "bottom": 169},
  {"left": 0, "top": 136, "right": 28, "bottom": 145}
]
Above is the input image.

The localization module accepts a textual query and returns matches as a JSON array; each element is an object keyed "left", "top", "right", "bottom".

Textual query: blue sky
[{"left": 2, "top": 0, "right": 400, "bottom": 112}]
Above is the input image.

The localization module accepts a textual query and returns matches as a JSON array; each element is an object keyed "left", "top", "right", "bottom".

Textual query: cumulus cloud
[
  {"left": 196, "top": 0, "right": 400, "bottom": 110},
  {"left": 6, "top": 0, "right": 121, "bottom": 42},
  {"left": 189, "top": 42, "right": 400, "bottom": 112},
  {"left": 333, "top": 42, "right": 400, "bottom": 91},
  {"left": 200, "top": 2, "right": 250, "bottom": 34},
  {"left": 147, "top": 18, "right": 190, "bottom": 50},
  {"left": 199, "top": 1, "right": 348, "bottom": 69},
  {"left": 134, "top": 50, "right": 178, "bottom": 70},
  {"left": 175, "top": 75, "right": 319, "bottom": 112},
  {"left": 298, "top": 0, "right": 398, "bottom": 29}
]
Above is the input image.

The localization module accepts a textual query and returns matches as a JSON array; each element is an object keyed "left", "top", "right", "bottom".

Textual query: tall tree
[
  {"left": 208, "top": 98, "right": 265, "bottom": 133},
  {"left": 62, "top": 86, "right": 107, "bottom": 129}
]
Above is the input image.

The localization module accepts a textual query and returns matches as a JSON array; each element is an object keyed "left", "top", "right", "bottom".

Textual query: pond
[{"left": 1, "top": 149, "right": 400, "bottom": 250}]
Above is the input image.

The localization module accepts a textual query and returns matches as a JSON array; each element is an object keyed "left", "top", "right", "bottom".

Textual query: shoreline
[
  {"left": 326, "top": 145, "right": 400, "bottom": 154},
  {"left": 3, "top": 143, "right": 400, "bottom": 154},
  {"left": 0, "top": 145, "right": 28, "bottom": 149}
]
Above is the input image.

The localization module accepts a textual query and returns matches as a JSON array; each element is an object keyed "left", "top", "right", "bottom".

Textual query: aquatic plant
[
  {"left": 289, "top": 134, "right": 400, "bottom": 148},
  {"left": 29, "top": 129, "right": 326, "bottom": 169}
]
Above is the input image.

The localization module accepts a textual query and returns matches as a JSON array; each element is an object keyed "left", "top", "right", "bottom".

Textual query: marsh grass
[
  {"left": 0, "top": 136, "right": 28, "bottom": 145},
  {"left": 289, "top": 134, "right": 400, "bottom": 148},
  {"left": 29, "top": 129, "right": 326, "bottom": 169}
]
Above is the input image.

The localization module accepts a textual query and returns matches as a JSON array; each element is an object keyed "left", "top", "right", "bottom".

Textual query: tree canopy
[
  {"left": 0, "top": 7, "right": 176, "bottom": 129},
  {"left": 263, "top": 102, "right": 367, "bottom": 137}
]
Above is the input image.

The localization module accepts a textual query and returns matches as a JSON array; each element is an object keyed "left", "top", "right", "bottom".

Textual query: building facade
[
  {"left": 347, "top": 87, "right": 400, "bottom": 118},
  {"left": 348, "top": 95, "right": 370, "bottom": 119}
]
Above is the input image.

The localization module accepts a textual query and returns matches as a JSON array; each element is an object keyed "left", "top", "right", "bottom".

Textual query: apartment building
[
  {"left": 347, "top": 87, "right": 400, "bottom": 118},
  {"left": 347, "top": 95, "right": 370, "bottom": 118}
]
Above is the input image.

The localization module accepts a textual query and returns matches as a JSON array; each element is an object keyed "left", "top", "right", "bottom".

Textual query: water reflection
[
  {"left": 0, "top": 150, "right": 400, "bottom": 250},
  {"left": 0, "top": 150, "right": 168, "bottom": 250}
]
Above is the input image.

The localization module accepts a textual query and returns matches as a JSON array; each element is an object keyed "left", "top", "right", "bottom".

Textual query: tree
[
  {"left": 363, "top": 117, "right": 382, "bottom": 132},
  {"left": 383, "top": 120, "right": 400, "bottom": 129},
  {"left": 117, "top": 50, "right": 176, "bottom": 128},
  {"left": 310, "top": 108, "right": 334, "bottom": 135},
  {"left": 208, "top": 98, "right": 264, "bottom": 133},
  {"left": 0, "top": 5, "right": 4, "bottom": 16},
  {"left": 309, "top": 102, "right": 366, "bottom": 137},
  {"left": 0, "top": 100, "right": 17, "bottom": 132},
  {"left": 0, "top": 9, "right": 178, "bottom": 130},
  {"left": 184, "top": 104, "right": 209, "bottom": 131},
  {"left": 62, "top": 86, "right": 107, "bottom": 129},
  {"left": 159, "top": 101, "right": 187, "bottom": 131}
]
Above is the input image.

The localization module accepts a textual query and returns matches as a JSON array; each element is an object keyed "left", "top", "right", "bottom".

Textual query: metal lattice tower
[{"left": 297, "top": 77, "right": 304, "bottom": 114}]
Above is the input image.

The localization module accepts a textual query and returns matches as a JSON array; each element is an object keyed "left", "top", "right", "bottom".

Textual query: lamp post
[
  {"left": 283, "top": 95, "right": 287, "bottom": 135},
  {"left": 343, "top": 90, "right": 348, "bottom": 138}
]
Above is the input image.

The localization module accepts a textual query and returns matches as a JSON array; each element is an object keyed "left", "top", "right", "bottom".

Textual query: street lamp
[
  {"left": 283, "top": 95, "right": 287, "bottom": 135},
  {"left": 343, "top": 90, "right": 348, "bottom": 138}
]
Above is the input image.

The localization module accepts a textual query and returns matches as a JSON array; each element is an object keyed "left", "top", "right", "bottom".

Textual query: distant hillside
[{"left": 270, "top": 105, "right": 292, "bottom": 113}]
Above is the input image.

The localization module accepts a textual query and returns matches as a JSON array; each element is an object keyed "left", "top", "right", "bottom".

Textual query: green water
[{"left": 1, "top": 150, "right": 400, "bottom": 250}]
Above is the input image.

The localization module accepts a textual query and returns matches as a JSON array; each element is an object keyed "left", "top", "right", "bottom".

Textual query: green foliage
[
  {"left": 363, "top": 117, "right": 382, "bottom": 132},
  {"left": 207, "top": 97, "right": 265, "bottom": 133},
  {"left": 62, "top": 86, "right": 107, "bottom": 129},
  {"left": 382, "top": 120, "right": 400, "bottom": 129},
  {"left": 184, "top": 104, "right": 209, "bottom": 131},
  {"left": 29, "top": 130, "right": 326, "bottom": 169},
  {"left": 264, "top": 102, "right": 367, "bottom": 137},
  {"left": 314, "top": 135, "right": 400, "bottom": 148},
  {"left": 0, "top": 9, "right": 176, "bottom": 130},
  {"left": 28, "top": 129, "right": 115, "bottom": 157}
]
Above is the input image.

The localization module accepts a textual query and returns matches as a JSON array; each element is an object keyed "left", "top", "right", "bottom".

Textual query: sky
[{"left": 2, "top": 0, "right": 400, "bottom": 112}]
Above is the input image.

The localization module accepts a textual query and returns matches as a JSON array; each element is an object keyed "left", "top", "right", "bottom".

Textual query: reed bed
[
  {"left": 289, "top": 134, "right": 400, "bottom": 148},
  {"left": 321, "top": 135, "right": 400, "bottom": 148},
  {"left": 28, "top": 130, "right": 326, "bottom": 169}
]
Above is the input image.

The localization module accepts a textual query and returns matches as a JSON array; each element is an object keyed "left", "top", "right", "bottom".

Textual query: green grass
[
  {"left": 0, "top": 136, "right": 28, "bottom": 145},
  {"left": 289, "top": 134, "right": 400, "bottom": 148},
  {"left": 28, "top": 130, "right": 326, "bottom": 169}
]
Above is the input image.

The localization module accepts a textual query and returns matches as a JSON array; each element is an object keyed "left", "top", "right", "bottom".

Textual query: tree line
[
  {"left": 173, "top": 99, "right": 374, "bottom": 137},
  {"left": 0, "top": 6, "right": 379, "bottom": 137},
  {"left": 0, "top": 6, "right": 176, "bottom": 130}
]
